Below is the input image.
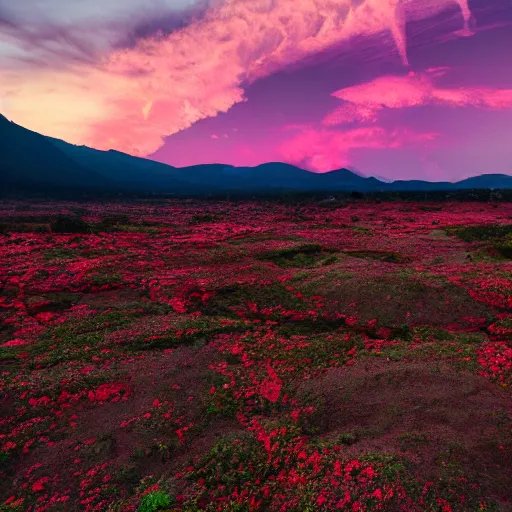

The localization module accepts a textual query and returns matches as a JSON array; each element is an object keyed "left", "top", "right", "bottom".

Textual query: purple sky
[{"left": 1, "top": 0, "right": 511, "bottom": 181}]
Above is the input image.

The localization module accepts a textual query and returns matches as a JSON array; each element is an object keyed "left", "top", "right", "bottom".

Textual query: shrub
[
  {"left": 495, "top": 236, "right": 512, "bottom": 258},
  {"left": 257, "top": 243, "right": 331, "bottom": 268},
  {"left": 95, "top": 214, "right": 131, "bottom": 232},
  {"left": 420, "top": 205, "right": 443, "bottom": 212},
  {"left": 449, "top": 224, "right": 512, "bottom": 242},
  {"left": 137, "top": 491, "right": 172, "bottom": 512},
  {"left": 190, "top": 213, "right": 217, "bottom": 224},
  {"left": 51, "top": 215, "right": 91, "bottom": 234},
  {"left": 321, "top": 255, "right": 338, "bottom": 266},
  {"left": 449, "top": 224, "right": 512, "bottom": 259},
  {"left": 0, "top": 223, "right": 9, "bottom": 235},
  {"left": 257, "top": 243, "right": 322, "bottom": 261}
]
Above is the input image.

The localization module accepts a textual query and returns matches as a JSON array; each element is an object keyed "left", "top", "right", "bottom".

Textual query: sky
[{"left": 1, "top": 0, "right": 511, "bottom": 182}]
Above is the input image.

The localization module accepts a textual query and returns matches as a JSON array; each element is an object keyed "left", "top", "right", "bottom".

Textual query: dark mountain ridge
[
  {"left": 1, "top": 115, "right": 511, "bottom": 195},
  {"left": 0, "top": 114, "right": 105, "bottom": 188}
]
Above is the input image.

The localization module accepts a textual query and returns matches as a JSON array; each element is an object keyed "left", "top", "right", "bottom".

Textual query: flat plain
[{"left": 1, "top": 199, "right": 512, "bottom": 512}]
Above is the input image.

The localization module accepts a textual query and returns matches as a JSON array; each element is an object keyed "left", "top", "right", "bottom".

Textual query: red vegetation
[{"left": 1, "top": 199, "right": 512, "bottom": 511}]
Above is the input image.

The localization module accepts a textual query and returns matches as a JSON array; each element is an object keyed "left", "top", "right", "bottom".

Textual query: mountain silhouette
[
  {"left": 1, "top": 114, "right": 512, "bottom": 195},
  {"left": 46, "top": 136, "right": 192, "bottom": 193},
  {"left": 0, "top": 114, "right": 106, "bottom": 189}
]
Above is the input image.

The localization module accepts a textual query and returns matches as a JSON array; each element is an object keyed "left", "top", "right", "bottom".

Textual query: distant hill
[
  {"left": 453, "top": 174, "right": 512, "bottom": 190},
  {"left": 46, "top": 136, "right": 192, "bottom": 192},
  {"left": 1, "top": 114, "right": 512, "bottom": 196}
]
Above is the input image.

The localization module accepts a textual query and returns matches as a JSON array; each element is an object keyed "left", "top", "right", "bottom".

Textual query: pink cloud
[
  {"left": 334, "top": 72, "right": 430, "bottom": 108},
  {"left": 279, "top": 125, "right": 437, "bottom": 172},
  {"left": 1, "top": 0, "right": 478, "bottom": 155},
  {"left": 323, "top": 69, "right": 512, "bottom": 126},
  {"left": 323, "top": 103, "right": 380, "bottom": 126}
]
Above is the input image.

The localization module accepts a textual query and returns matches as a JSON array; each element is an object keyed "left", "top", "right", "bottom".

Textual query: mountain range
[{"left": 1, "top": 114, "right": 512, "bottom": 196}]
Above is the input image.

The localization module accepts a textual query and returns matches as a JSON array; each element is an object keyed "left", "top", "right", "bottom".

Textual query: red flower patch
[
  {"left": 87, "top": 382, "right": 130, "bottom": 403},
  {"left": 478, "top": 342, "right": 512, "bottom": 386},
  {"left": 32, "top": 476, "right": 50, "bottom": 493},
  {"left": 259, "top": 362, "right": 282, "bottom": 403}
]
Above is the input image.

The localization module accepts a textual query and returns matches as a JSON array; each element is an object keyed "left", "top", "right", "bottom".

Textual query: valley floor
[{"left": 1, "top": 199, "right": 512, "bottom": 511}]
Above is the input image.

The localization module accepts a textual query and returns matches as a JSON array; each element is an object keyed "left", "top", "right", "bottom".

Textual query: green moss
[
  {"left": 198, "top": 282, "right": 309, "bottom": 317},
  {"left": 343, "top": 250, "right": 411, "bottom": 264},
  {"left": 448, "top": 224, "right": 512, "bottom": 242},
  {"left": 137, "top": 491, "right": 173, "bottom": 512},
  {"left": 448, "top": 224, "right": 512, "bottom": 259},
  {"left": 350, "top": 226, "right": 372, "bottom": 235},
  {"left": 88, "top": 272, "right": 123, "bottom": 287},
  {"left": 256, "top": 243, "right": 336, "bottom": 268}
]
